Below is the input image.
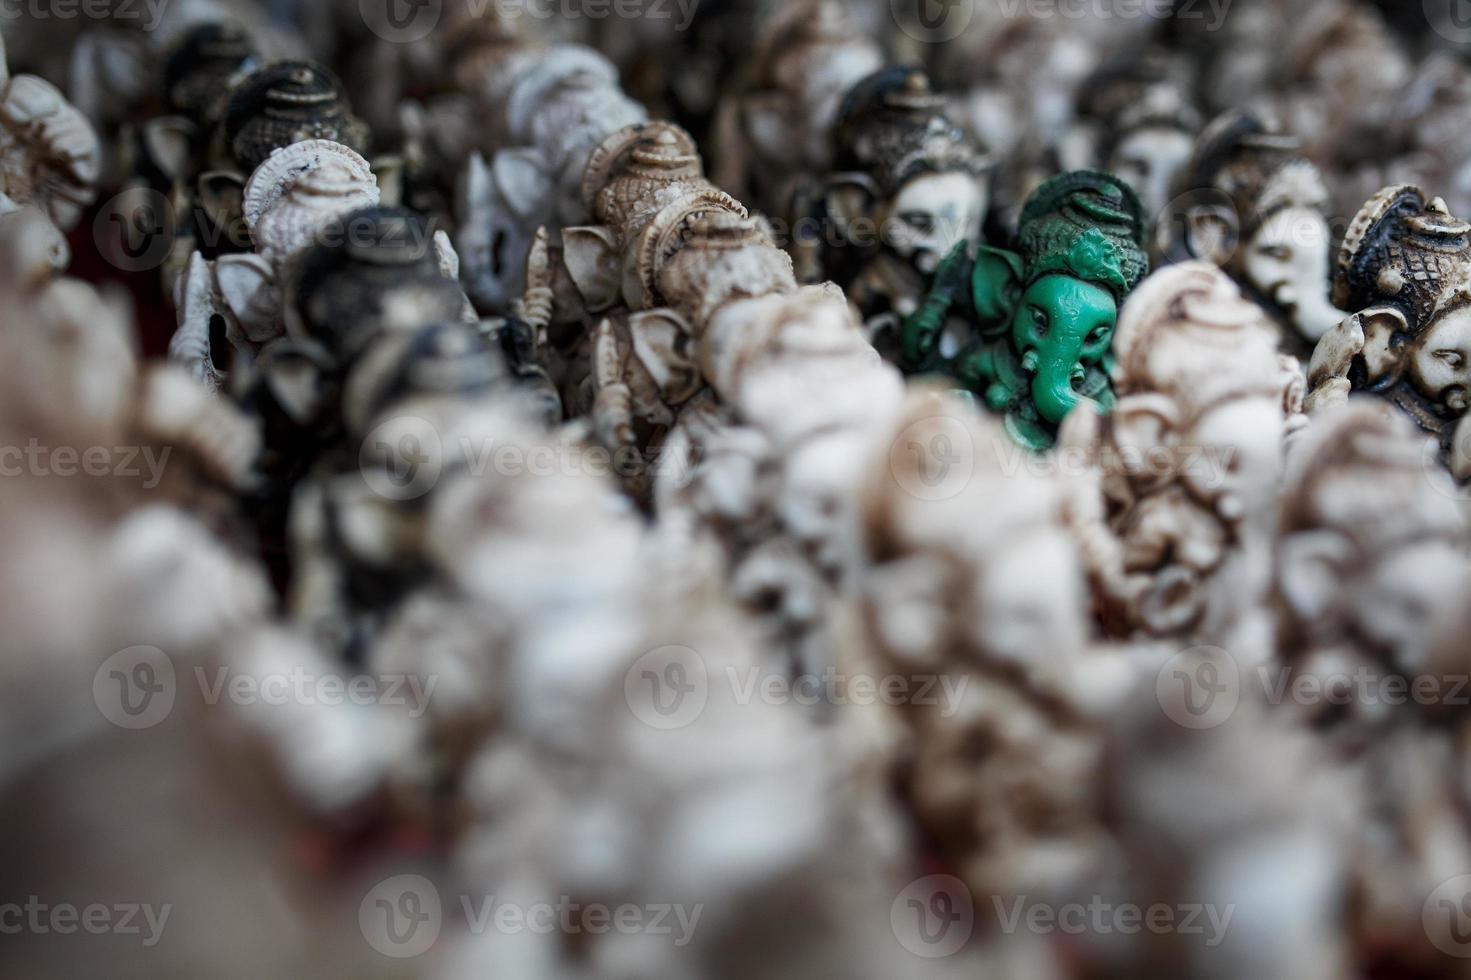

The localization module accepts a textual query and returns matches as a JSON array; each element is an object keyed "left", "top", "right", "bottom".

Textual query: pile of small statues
[{"left": 10, "top": 0, "right": 1471, "bottom": 977}]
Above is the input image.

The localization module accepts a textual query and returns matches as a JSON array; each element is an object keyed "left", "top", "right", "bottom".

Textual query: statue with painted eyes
[
  {"left": 1170, "top": 111, "right": 1348, "bottom": 354},
  {"left": 804, "top": 66, "right": 991, "bottom": 348},
  {"left": 1307, "top": 185, "right": 1471, "bottom": 477},
  {"left": 898, "top": 171, "right": 1148, "bottom": 451},
  {"left": 1061, "top": 50, "right": 1201, "bottom": 223}
]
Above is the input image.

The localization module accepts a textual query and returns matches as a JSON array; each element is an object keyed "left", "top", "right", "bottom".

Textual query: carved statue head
[
  {"left": 978, "top": 171, "right": 1149, "bottom": 428},
  {"left": 288, "top": 205, "right": 467, "bottom": 367},
  {"left": 163, "top": 21, "right": 259, "bottom": 129},
  {"left": 1076, "top": 51, "right": 1201, "bottom": 220},
  {"left": 1177, "top": 111, "right": 1345, "bottom": 343},
  {"left": 221, "top": 61, "right": 371, "bottom": 175},
  {"left": 242, "top": 139, "right": 381, "bottom": 268},
  {"left": 738, "top": 0, "right": 883, "bottom": 178},
  {"left": 1110, "top": 262, "right": 1295, "bottom": 514},
  {"left": 1316, "top": 185, "right": 1471, "bottom": 436},
  {"left": 827, "top": 67, "right": 992, "bottom": 277},
  {"left": 1278, "top": 402, "right": 1469, "bottom": 677}
]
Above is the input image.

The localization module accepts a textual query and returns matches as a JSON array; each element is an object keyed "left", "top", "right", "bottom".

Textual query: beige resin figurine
[
  {"left": 447, "top": 8, "right": 647, "bottom": 313},
  {"left": 1277, "top": 401, "right": 1471, "bottom": 736},
  {"left": 1173, "top": 111, "right": 1348, "bottom": 351},
  {"left": 0, "top": 35, "right": 100, "bottom": 239},
  {"left": 1066, "top": 262, "right": 1305, "bottom": 649},
  {"left": 804, "top": 66, "right": 991, "bottom": 348},
  {"left": 708, "top": 0, "right": 883, "bottom": 223},
  {"left": 169, "top": 139, "right": 383, "bottom": 390},
  {"left": 1307, "top": 185, "right": 1471, "bottom": 477},
  {"left": 858, "top": 392, "right": 1138, "bottom": 899},
  {"left": 1273, "top": 402, "right": 1471, "bottom": 968},
  {"left": 1061, "top": 51, "right": 1201, "bottom": 223}
]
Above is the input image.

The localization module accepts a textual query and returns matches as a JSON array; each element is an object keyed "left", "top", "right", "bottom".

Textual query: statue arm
[{"left": 897, "top": 241, "right": 971, "bottom": 371}]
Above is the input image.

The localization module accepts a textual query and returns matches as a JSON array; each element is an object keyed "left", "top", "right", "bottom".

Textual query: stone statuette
[
  {"left": 1307, "top": 185, "right": 1471, "bottom": 476},
  {"left": 1065, "top": 261, "right": 1305, "bottom": 647},
  {"left": 1063, "top": 49, "right": 1202, "bottom": 222},
  {"left": 806, "top": 65, "right": 991, "bottom": 348},
  {"left": 1172, "top": 110, "right": 1348, "bottom": 351},
  {"left": 0, "top": 33, "right": 100, "bottom": 237},
  {"left": 898, "top": 170, "right": 1149, "bottom": 451},
  {"left": 709, "top": 0, "right": 882, "bottom": 225}
]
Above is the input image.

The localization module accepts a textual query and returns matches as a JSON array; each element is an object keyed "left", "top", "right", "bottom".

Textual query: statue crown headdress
[{"left": 1018, "top": 170, "right": 1149, "bottom": 298}]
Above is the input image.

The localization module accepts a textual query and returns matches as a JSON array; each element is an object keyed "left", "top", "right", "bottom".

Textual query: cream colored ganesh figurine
[
  {"left": 1277, "top": 400, "right": 1471, "bottom": 737},
  {"left": 857, "top": 391, "right": 1142, "bottom": 900},
  {"left": 1273, "top": 401, "right": 1471, "bottom": 970},
  {"left": 448, "top": 5, "right": 647, "bottom": 313},
  {"left": 0, "top": 34, "right": 100, "bottom": 241},
  {"left": 708, "top": 0, "right": 882, "bottom": 224},
  {"left": 1060, "top": 49, "right": 1201, "bottom": 223},
  {"left": 1065, "top": 261, "right": 1306, "bottom": 650},
  {"left": 1171, "top": 111, "right": 1349, "bottom": 353},
  {"left": 803, "top": 66, "right": 991, "bottom": 349},
  {"left": 1307, "top": 185, "right": 1471, "bottom": 478},
  {"left": 169, "top": 139, "right": 383, "bottom": 389}
]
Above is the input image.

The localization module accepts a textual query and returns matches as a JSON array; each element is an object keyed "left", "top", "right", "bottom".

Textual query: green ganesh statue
[{"left": 898, "top": 171, "right": 1149, "bottom": 450}]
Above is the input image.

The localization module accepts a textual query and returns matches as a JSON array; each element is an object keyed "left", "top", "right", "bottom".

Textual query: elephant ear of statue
[{"left": 971, "top": 244, "right": 1024, "bottom": 324}]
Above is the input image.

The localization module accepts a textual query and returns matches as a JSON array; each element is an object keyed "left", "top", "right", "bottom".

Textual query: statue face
[
  {"left": 1012, "top": 273, "right": 1117, "bottom": 425},
  {"left": 972, "top": 529, "right": 1086, "bottom": 666},
  {"left": 1354, "top": 541, "right": 1470, "bottom": 672},
  {"left": 1180, "top": 398, "right": 1284, "bottom": 523},
  {"left": 1410, "top": 306, "right": 1471, "bottom": 415},
  {"left": 1406, "top": 306, "right": 1471, "bottom": 412},
  {"left": 1241, "top": 205, "right": 1343, "bottom": 341},
  {"left": 882, "top": 171, "right": 987, "bottom": 275},
  {"left": 1108, "top": 126, "right": 1194, "bottom": 221}
]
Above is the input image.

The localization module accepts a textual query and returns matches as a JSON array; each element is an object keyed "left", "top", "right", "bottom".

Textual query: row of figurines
[
  {"left": 0, "top": 2, "right": 1462, "bottom": 658},
  {"left": 5, "top": 2, "right": 1469, "bottom": 497},
  {"left": 86, "top": 23, "right": 1471, "bottom": 476},
  {"left": 8, "top": 9, "right": 1471, "bottom": 972}
]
